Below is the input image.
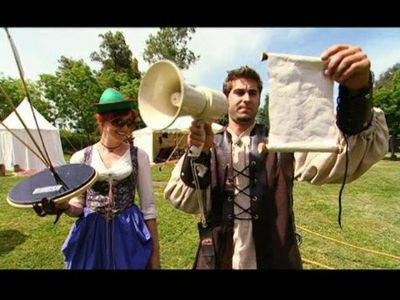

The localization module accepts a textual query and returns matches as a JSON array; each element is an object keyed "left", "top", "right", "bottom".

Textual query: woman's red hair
[{"left": 95, "top": 109, "right": 138, "bottom": 134}]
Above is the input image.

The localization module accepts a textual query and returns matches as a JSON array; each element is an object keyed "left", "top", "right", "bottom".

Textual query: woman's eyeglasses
[{"left": 110, "top": 118, "right": 135, "bottom": 128}]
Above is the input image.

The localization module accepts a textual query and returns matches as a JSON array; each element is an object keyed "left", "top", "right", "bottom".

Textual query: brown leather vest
[{"left": 203, "top": 124, "right": 302, "bottom": 269}]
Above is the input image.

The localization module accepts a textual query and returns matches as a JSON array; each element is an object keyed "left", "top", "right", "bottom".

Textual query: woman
[{"left": 58, "top": 87, "right": 160, "bottom": 269}]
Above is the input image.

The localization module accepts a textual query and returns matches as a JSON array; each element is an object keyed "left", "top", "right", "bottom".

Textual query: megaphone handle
[{"left": 188, "top": 120, "right": 204, "bottom": 158}]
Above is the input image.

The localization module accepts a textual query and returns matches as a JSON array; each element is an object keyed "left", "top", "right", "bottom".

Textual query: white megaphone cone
[{"left": 138, "top": 60, "right": 227, "bottom": 158}]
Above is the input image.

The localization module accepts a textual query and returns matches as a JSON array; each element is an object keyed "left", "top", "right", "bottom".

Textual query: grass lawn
[{"left": 0, "top": 155, "right": 399, "bottom": 269}]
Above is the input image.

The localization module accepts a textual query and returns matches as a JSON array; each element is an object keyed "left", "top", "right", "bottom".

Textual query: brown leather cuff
[
  {"left": 336, "top": 72, "right": 374, "bottom": 135},
  {"left": 180, "top": 151, "right": 211, "bottom": 189}
]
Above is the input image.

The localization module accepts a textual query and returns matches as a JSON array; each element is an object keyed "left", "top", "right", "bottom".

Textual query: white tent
[
  {"left": 0, "top": 98, "right": 66, "bottom": 171},
  {"left": 133, "top": 116, "right": 223, "bottom": 164}
]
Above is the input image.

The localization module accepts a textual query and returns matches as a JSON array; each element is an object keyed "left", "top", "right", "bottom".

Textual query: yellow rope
[
  {"left": 298, "top": 225, "right": 400, "bottom": 261},
  {"left": 302, "top": 257, "right": 334, "bottom": 269}
]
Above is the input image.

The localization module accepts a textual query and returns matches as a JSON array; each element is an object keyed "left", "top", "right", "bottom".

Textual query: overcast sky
[{"left": 1, "top": 27, "right": 400, "bottom": 103}]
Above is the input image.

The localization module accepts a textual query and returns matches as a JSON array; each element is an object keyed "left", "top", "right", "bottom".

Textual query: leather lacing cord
[
  {"left": 222, "top": 140, "right": 258, "bottom": 221},
  {"left": 337, "top": 134, "right": 349, "bottom": 229},
  {"left": 190, "top": 158, "right": 207, "bottom": 228},
  {"left": 336, "top": 82, "right": 371, "bottom": 228},
  {"left": 228, "top": 162, "right": 257, "bottom": 221}
]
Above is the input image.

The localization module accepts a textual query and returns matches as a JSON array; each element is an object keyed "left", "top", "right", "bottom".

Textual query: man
[{"left": 164, "top": 44, "right": 389, "bottom": 269}]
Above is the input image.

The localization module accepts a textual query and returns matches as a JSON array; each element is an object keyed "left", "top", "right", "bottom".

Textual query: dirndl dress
[{"left": 61, "top": 145, "right": 153, "bottom": 269}]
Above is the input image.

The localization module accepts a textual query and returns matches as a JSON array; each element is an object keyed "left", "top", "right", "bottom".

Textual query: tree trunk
[
  {"left": 0, "top": 164, "right": 5, "bottom": 176},
  {"left": 389, "top": 135, "right": 398, "bottom": 160}
]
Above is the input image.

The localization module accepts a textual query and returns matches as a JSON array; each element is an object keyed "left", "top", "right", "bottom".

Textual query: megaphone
[{"left": 138, "top": 60, "right": 228, "bottom": 157}]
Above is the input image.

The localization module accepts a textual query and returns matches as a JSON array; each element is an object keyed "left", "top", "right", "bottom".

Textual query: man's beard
[{"left": 235, "top": 115, "right": 253, "bottom": 125}]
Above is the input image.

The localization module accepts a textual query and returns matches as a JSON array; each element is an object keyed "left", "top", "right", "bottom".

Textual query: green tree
[
  {"left": 91, "top": 30, "right": 144, "bottom": 128},
  {"left": 96, "top": 69, "right": 140, "bottom": 100},
  {"left": 374, "top": 68, "right": 400, "bottom": 159},
  {"left": 0, "top": 76, "right": 45, "bottom": 120},
  {"left": 375, "top": 63, "right": 400, "bottom": 89},
  {"left": 143, "top": 27, "right": 199, "bottom": 69},
  {"left": 90, "top": 31, "right": 141, "bottom": 80},
  {"left": 39, "top": 56, "right": 102, "bottom": 141},
  {"left": 219, "top": 114, "right": 228, "bottom": 126},
  {"left": 256, "top": 93, "right": 269, "bottom": 125}
]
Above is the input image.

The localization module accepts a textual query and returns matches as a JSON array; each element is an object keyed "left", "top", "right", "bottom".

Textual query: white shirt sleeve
[
  {"left": 136, "top": 147, "right": 158, "bottom": 220},
  {"left": 69, "top": 149, "right": 85, "bottom": 164},
  {"left": 294, "top": 108, "right": 389, "bottom": 184}
]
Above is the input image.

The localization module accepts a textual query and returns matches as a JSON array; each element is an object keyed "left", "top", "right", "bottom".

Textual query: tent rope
[{"left": 298, "top": 225, "right": 400, "bottom": 261}]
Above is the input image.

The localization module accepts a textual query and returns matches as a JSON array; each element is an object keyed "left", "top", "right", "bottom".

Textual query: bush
[{"left": 60, "top": 130, "right": 98, "bottom": 154}]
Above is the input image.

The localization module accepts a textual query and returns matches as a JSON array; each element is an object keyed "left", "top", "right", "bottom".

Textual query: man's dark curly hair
[{"left": 222, "top": 66, "right": 263, "bottom": 97}]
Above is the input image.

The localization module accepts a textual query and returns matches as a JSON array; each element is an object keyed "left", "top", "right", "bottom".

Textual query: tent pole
[
  {"left": 4, "top": 28, "right": 53, "bottom": 168},
  {"left": 0, "top": 120, "right": 48, "bottom": 166}
]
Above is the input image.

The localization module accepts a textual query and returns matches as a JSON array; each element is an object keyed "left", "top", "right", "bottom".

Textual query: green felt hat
[{"left": 95, "top": 88, "right": 135, "bottom": 113}]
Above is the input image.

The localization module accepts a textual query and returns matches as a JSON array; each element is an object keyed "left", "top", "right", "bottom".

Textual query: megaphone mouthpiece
[
  {"left": 170, "top": 92, "right": 182, "bottom": 107},
  {"left": 139, "top": 60, "right": 228, "bottom": 131}
]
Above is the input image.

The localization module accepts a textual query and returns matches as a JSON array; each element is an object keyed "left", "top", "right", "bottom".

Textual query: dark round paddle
[{"left": 7, "top": 163, "right": 98, "bottom": 208}]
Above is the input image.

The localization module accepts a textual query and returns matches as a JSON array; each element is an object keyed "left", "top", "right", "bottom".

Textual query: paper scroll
[{"left": 262, "top": 52, "right": 339, "bottom": 153}]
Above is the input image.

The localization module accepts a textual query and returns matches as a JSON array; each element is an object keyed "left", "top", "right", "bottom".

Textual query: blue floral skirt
[{"left": 61, "top": 205, "right": 152, "bottom": 269}]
